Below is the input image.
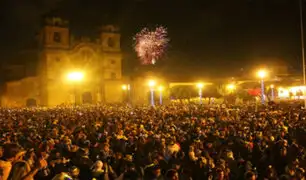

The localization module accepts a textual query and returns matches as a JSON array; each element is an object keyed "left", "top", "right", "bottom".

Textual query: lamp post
[
  {"left": 300, "top": 0, "right": 306, "bottom": 108},
  {"left": 148, "top": 80, "right": 156, "bottom": 106},
  {"left": 196, "top": 83, "right": 204, "bottom": 104},
  {"left": 270, "top": 85, "right": 275, "bottom": 101},
  {"left": 158, "top": 86, "right": 163, "bottom": 105},
  {"left": 257, "top": 69, "right": 267, "bottom": 104},
  {"left": 122, "top": 84, "right": 130, "bottom": 104},
  {"left": 255, "top": 96, "right": 259, "bottom": 112},
  {"left": 226, "top": 84, "right": 236, "bottom": 104},
  {"left": 67, "top": 72, "right": 84, "bottom": 106}
]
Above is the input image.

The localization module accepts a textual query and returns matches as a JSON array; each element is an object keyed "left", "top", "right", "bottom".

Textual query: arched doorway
[
  {"left": 26, "top": 98, "right": 37, "bottom": 107},
  {"left": 82, "top": 92, "right": 93, "bottom": 104}
]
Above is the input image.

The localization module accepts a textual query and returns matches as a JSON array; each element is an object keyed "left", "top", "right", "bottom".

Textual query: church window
[
  {"left": 110, "top": 72, "right": 116, "bottom": 79},
  {"left": 53, "top": 32, "right": 61, "bottom": 43},
  {"left": 107, "top": 38, "right": 115, "bottom": 48}
]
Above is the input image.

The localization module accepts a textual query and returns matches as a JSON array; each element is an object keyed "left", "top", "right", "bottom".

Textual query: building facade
[{"left": 2, "top": 17, "right": 123, "bottom": 107}]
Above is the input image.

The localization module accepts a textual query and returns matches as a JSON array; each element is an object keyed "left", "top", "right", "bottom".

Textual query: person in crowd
[{"left": 0, "top": 102, "right": 306, "bottom": 180}]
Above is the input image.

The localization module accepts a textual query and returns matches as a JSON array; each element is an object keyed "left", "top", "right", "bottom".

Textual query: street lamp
[
  {"left": 67, "top": 71, "right": 84, "bottom": 106},
  {"left": 67, "top": 72, "right": 84, "bottom": 81},
  {"left": 257, "top": 69, "right": 267, "bottom": 104},
  {"left": 227, "top": 84, "right": 236, "bottom": 92},
  {"left": 148, "top": 80, "right": 156, "bottom": 106},
  {"left": 300, "top": 0, "right": 306, "bottom": 108},
  {"left": 158, "top": 85, "right": 164, "bottom": 105},
  {"left": 122, "top": 85, "right": 128, "bottom": 91},
  {"left": 122, "top": 84, "right": 131, "bottom": 104},
  {"left": 196, "top": 83, "right": 204, "bottom": 104},
  {"left": 270, "top": 84, "right": 275, "bottom": 101}
]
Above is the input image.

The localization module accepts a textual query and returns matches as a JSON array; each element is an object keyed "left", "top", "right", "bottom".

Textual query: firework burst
[{"left": 134, "top": 26, "right": 169, "bottom": 65}]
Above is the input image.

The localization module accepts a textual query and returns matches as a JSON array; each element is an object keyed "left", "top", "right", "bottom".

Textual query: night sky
[{"left": 0, "top": 0, "right": 303, "bottom": 77}]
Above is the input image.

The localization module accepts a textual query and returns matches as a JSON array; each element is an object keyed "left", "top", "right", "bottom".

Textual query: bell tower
[
  {"left": 38, "top": 16, "right": 70, "bottom": 106},
  {"left": 38, "top": 16, "right": 70, "bottom": 49},
  {"left": 101, "top": 25, "right": 120, "bottom": 52},
  {"left": 100, "top": 25, "right": 122, "bottom": 80},
  {"left": 100, "top": 25, "right": 122, "bottom": 103}
]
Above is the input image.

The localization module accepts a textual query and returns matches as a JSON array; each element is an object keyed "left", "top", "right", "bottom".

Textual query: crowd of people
[{"left": 0, "top": 103, "right": 306, "bottom": 180}]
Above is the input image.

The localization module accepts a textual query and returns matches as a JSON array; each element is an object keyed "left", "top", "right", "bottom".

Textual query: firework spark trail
[{"left": 134, "top": 26, "right": 169, "bottom": 65}]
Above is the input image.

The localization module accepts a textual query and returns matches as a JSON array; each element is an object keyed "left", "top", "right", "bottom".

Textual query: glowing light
[
  {"left": 270, "top": 84, "right": 274, "bottom": 88},
  {"left": 196, "top": 83, "right": 204, "bottom": 89},
  {"left": 257, "top": 69, "right": 267, "bottom": 79},
  {"left": 122, "top": 85, "right": 127, "bottom": 90},
  {"left": 158, "top": 86, "right": 164, "bottom": 91},
  {"left": 67, "top": 72, "right": 84, "bottom": 82},
  {"left": 227, "top": 84, "right": 236, "bottom": 90},
  {"left": 278, "top": 87, "right": 289, "bottom": 98},
  {"left": 134, "top": 26, "right": 169, "bottom": 65},
  {"left": 278, "top": 86, "right": 306, "bottom": 98},
  {"left": 148, "top": 80, "right": 156, "bottom": 87}
]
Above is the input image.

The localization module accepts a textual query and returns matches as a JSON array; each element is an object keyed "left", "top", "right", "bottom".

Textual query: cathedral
[{"left": 2, "top": 16, "right": 123, "bottom": 107}]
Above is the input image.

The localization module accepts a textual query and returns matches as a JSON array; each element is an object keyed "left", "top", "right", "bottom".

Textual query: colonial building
[{"left": 2, "top": 16, "right": 123, "bottom": 107}]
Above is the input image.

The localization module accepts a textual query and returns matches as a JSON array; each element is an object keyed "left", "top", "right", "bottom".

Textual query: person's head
[
  {"left": 70, "top": 166, "right": 80, "bottom": 178},
  {"left": 199, "top": 157, "right": 207, "bottom": 166},
  {"left": 215, "top": 168, "right": 224, "bottom": 180},
  {"left": 226, "top": 151, "right": 234, "bottom": 159},
  {"left": 7, "top": 161, "right": 31, "bottom": 180},
  {"left": 286, "top": 165, "right": 296, "bottom": 176},
  {"left": 118, "top": 130, "right": 124, "bottom": 135},
  {"left": 280, "top": 148, "right": 287, "bottom": 156},
  {"left": 152, "top": 166, "right": 161, "bottom": 177},
  {"left": 51, "top": 172, "right": 73, "bottom": 180},
  {"left": 103, "top": 143, "right": 110, "bottom": 152},
  {"left": 115, "top": 152, "right": 123, "bottom": 159},
  {"left": 166, "top": 169, "right": 179, "bottom": 180},
  {"left": 92, "top": 160, "right": 103, "bottom": 170},
  {"left": 152, "top": 157, "right": 159, "bottom": 165},
  {"left": 169, "top": 140, "right": 175, "bottom": 146},
  {"left": 244, "top": 171, "right": 256, "bottom": 180},
  {"left": 296, "top": 168, "right": 305, "bottom": 179},
  {"left": 172, "top": 160, "right": 181, "bottom": 170},
  {"left": 206, "top": 143, "right": 213, "bottom": 149},
  {"left": 208, "top": 158, "right": 215, "bottom": 168},
  {"left": 2, "top": 143, "right": 23, "bottom": 162},
  {"left": 189, "top": 145, "right": 194, "bottom": 152},
  {"left": 124, "top": 155, "right": 133, "bottom": 162}
]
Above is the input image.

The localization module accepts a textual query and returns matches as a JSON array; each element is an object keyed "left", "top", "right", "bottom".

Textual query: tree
[
  {"left": 236, "top": 88, "right": 254, "bottom": 103},
  {"left": 217, "top": 84, "right": 235, "bottom": 104},
  {"left": 170, "top": 86, "right": 197, "bottom": 101}
]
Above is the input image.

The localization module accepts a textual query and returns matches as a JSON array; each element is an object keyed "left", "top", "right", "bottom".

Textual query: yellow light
[
  {"left": 257, "top": 69, "right": 267, "bottom": 79},
  {"left": 270, "top": 84, "right": 274, "bottom": 88},
  {"left": 148, "top": 80, "right": 156, "bottom": 87},
  {"left": 67, "top": 72, "right": 84, "bottom": 82},
  {"left": 278, "top": 87, "right": 289, "bottom": 98},
  {"left": 122, "top": 85, "right": 127, "bottom": 90},
  {"left": 158, "top": 86, "right": 164, "bottom": 91},
  {"left": 227, "top": 84, "right": 236, "bottom": 90},
  {"left": 196, "top": 83, "right": 204, "bottom": 89}
]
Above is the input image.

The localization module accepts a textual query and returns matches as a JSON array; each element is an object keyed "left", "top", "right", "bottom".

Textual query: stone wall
[{"left": 3, "top": 77, "right": 39, "bottom": 107}]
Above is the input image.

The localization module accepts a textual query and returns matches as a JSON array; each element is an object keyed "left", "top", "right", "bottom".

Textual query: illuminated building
[
  {"left": 278, "top": 86, "right": 306, "bottom": 99},
  {"left": 2, "top": 16, "right": 122, "bottom": 107}
]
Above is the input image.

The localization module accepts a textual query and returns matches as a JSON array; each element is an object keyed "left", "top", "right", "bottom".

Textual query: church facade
[{"left": 2, "top": 17, "right": 123, "bottom": 107}]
